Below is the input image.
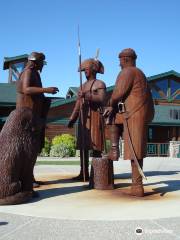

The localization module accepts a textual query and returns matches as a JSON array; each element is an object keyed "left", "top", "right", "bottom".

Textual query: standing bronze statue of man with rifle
[
  {"left": 104, "top": 48, "right": 154, "bottom": 197},
  {"left": 68, "top": 57, "right": 106, "bottom": 181}
]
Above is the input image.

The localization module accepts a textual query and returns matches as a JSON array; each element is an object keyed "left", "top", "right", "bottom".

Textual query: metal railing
[
  {"left": 147, "top": 143, "right": 169, "bottom": 156},
  {"left": 118, "top": 141, "right": 169, "bottom": 157}
]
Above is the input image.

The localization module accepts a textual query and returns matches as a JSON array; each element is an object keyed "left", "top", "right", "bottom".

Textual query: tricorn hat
[
  {"left": 78, "top": 58, "right": 104, "bottom": 74},
  {"left": 28, "top": 52, "right": 46, "bottom": 64},
  {"left": 118, "top": 48, "right": 137, "bottom": 59}
]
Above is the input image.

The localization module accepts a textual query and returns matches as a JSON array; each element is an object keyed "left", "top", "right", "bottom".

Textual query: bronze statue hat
[
  {"left": 118, "top": 48, "right": 137, "bottom": 59},
  {"left": 78, "top": 58, "right": 104, "bottom": 74},
  {"left": 28, "top": 52, "right": 47, "bottom": 65}
]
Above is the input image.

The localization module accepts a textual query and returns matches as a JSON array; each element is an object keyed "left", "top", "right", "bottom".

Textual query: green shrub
[
  {"left": 105, "top": 139, "right": 111, "bottom": 152},
  {"left": 50, "top": 144, "right": 70, "bottom": 157},
  {"left": 50, "top": 134, "right": 76, "bottom": 157},
  {"left": 40, "top": 137, "right": 51, "bottom": 157}
]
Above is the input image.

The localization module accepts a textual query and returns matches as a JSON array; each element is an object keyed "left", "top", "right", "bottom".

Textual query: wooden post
[
  {"left": 89, "top": 156, "right": 114, "bottom": 190},
  {"left": 167, "top": 79, "right": 171, "bottom": 101},
  {"left": 8, "top": 65, "right": 13, "bottom": 83}
]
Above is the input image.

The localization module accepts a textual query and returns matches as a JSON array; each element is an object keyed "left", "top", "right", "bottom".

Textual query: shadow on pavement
[
  {"left": 31, "top": 184, "right": 90, "bottom": 202},
  {"left": 144, "top": 179, "right": 180, "bottom": 197},
  {"left": 0, "top": 222, "right": 8, "bottom": 226},
  {"left": 114, "top": 183, "right": 131, "bottom": 189},
  {"left": 37, "top": 178, "right": 80, "bottom": 185},
  {"left": 115, "top": 170, "right": 180, "bottom": 179},
  {"left": 31, "top": 170, "right": 180, "bottom": 202},
  {"left": 115, "top": 171, "right": 180, "bottom": 197}
]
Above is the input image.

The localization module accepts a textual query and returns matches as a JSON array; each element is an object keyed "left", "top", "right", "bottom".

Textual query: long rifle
[{"left": 78, "top": 26, "right": 86, "bottom": 182}]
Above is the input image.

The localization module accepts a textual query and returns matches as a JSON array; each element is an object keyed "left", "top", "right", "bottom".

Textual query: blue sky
[{"left": 0, "top": 0, "right": 179, "bottom": 97}]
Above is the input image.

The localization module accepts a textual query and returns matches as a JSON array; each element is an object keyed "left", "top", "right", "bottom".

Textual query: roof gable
[
  {"left": 147, "top": 70, "right": 180, "bottom": 82},
  {"left": 3, "top": 54, "right": 28, "bottom": 70},
  {"left": 66, "top": 87, "right": 79, "bottom": 98}
]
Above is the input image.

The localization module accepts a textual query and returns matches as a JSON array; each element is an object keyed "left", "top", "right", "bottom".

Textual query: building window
[
  {"left": 148, "top": 128, "right": 153, "bottom": 140},
  {"left": 170, "top": 109, "right": 180, "bottom": 120}
]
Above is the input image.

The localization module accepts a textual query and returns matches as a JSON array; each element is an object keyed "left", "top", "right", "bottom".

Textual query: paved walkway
[{"left": 0, "top": 157, "right": 180, "bottom": 239}]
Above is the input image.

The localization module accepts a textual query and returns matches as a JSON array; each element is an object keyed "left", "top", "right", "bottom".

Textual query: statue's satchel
[
  {"left": 114, "top": 102, "right": 125, "bottom": 124},
  {"left": 114, "top": 96, "right": 148, "bottom": 123}
]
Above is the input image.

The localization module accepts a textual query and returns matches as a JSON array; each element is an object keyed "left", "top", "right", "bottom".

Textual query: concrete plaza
[{"left": 0, "top": 157, "right": 180, "bottom": 239}]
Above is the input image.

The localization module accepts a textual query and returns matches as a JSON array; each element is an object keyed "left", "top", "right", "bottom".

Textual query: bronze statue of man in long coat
[
  {"left": 104, "top": 48, "right": 154, "bottom": 197},
  {"left": 68, "top": 58, "right": 106, "bottom": 181}
]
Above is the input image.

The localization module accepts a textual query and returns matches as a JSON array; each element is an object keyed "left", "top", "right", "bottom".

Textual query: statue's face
[
  {"left": 119, "top": 57, "right": 125, "bottom": 69},
  {"left": 84, "top": 67, "right": 90, "bottom": 78},
  {"left": 84, "top": 65, "right": 95, "bottom": 79},
  {"left": 37, "top": 60, "right": 44, "bottom": 72},
  {"left": 119, "top": 56, "right": 135, "bottom": 69}
]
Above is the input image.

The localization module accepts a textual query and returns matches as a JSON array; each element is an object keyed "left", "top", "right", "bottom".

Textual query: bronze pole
[{"left": 78, "top": 26, "right": 86, "bottom": 182}]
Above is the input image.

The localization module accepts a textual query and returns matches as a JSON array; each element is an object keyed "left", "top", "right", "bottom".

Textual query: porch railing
[
  {"left": 147, "top": 143, "right": 169, "bottom": 156},
  {"left": 119, "top": 141, "right": 169, "bottom": 157}
]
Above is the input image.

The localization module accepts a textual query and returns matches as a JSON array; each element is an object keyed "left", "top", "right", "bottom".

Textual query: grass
[{"left": 36, "top": 161, "right": 80, "bottom": 165}]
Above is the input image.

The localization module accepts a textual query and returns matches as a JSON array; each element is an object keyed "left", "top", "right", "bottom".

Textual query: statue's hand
[
  {"left": 47, "top": 87, "right": 59, "bottom": 94},
  {"left": 103, "top": 106, "right": 114, "bottom": 117}
]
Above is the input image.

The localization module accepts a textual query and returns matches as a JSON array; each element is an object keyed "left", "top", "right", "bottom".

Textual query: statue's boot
[
  {"left": 108, "top": 125, "right": 120, "bottom": 161},
  {"left": 131, "top": 159, "right": 144, "bottom": 197},
  {"left": 72, "top": 150, "right": 89, "bottom": 181}
]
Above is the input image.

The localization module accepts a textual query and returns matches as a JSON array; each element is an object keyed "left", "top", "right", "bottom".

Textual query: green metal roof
[
  {"left": 50, "top": 96, "right": 76, "bottom": 108},
  {"left": 47, "top": 117, "right": 78, "bottom": 125},
  {"left": 47, "top": 105, "right": 180, "bottom": 126},
  {"left": 147, "top": 70, "right": 180, "bottom": 82},
  {"left": 67, "top": 87, "right": 79, "bottom": 95},
  {"left": 3, "top": 54, "right": 28, "bottom": 70},
  {"left": 0, "top": 84, "right": 64, "bottom": 107},
  {"left": 0, "top": 83, "right": 16, "bottom": 106},
  {"left": 0, "top": 116, "right": 7, "bottom": 124},
  {"left": 66, "top": 87, "right": 79, "bottom": 99}
]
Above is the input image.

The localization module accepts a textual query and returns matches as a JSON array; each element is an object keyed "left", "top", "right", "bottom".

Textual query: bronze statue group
[{"left": 0, "top": 48, "right": 154, "bottom": 205}]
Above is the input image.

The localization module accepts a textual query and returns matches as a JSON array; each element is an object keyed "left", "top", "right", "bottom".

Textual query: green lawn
[{"left": 36, "top": 161, "right": 80, "bottom": 165}]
